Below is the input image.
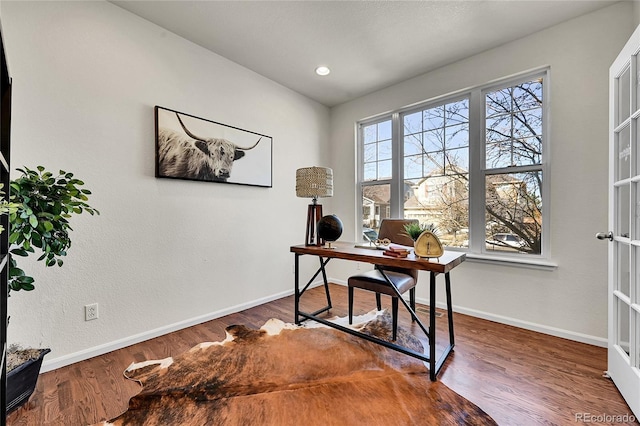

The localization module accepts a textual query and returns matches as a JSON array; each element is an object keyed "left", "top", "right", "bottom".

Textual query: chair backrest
[
  {"left": 377, "top": 219, "right": 419, "bottom": 281},
  {"left": 378, "top": 219, "right": 418, "bottom": 247}
]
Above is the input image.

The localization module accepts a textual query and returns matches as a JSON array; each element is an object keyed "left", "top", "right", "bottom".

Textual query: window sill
[{"left": 464, "top": 252, "right": 558, "bottom": 271}]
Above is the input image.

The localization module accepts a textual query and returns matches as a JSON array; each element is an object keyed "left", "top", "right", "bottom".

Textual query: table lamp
[{"left": 296, "top": 166, "right": 333, "bottom": 246}]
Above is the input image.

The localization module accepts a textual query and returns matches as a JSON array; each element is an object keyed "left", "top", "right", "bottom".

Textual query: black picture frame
[{"left": 155, "top": 106, "right": 272, "bottom": 188}]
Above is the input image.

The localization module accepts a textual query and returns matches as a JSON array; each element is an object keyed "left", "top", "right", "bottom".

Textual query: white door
[{"left": 606, "top": 23, "right": 640, "bottom": 418}]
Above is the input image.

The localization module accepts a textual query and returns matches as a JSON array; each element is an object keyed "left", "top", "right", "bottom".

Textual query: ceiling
[{"left": 111, "top": 0, "right": 619, "bottom": 107}]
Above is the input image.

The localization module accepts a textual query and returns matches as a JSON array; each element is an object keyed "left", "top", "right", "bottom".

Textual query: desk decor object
[
  {"left": 296, "top": 166, "right": 333, "bottom": 246},
  {"left": 374, "top": 238, "right": 391, "bottom": 247},
  {"left": 403, "top": 221, "right": 430, "bottom": 241},
  {"left": 155, "top": 106, "right": 273, "bottom": 187},
  {"left": 317, "top": 214, "right": 343, "bottom": 248},
  {"left": 414, "top": 230, "right": 444, "bottom": 258},
  {"left": 354, "top": 238, "right": 391, "bottom": 250},
  {"left": 102, "top": 312, "right": 496, "bottom": 425},
  {"left": 382, "top": 246, "right": 410, "bottom": 258}
]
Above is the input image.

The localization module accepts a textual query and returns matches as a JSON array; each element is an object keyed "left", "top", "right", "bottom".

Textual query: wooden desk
[{"left": 290, "top": 242, "right": 466, "bottom": 381}]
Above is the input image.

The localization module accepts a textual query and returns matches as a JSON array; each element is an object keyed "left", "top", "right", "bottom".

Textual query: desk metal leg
[
  {"left": 295, "top": 255, "right": 333, "bottom": 325},
  {"left": 294, "top": 254, "right": 300, "bottom": 325},
  {"left": 445, "top": 272, "right": 454, "bottom": 346},
  {"left": 319, "top": 257, "right": 332, "bottom": 309},
  {"left": 431, "top": 271, "right": 456, "bottom": 380},
  {"left": 429, "top": 271, "right": 437, "bottom": 381},
  {"left": 373, "top": 265, "right": 455, "bottom": 381}
]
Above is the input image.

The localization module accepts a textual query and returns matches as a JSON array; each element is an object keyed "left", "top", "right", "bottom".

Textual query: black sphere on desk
[{"left": 317, "top": 215, "right": 343, "bottom": 246}]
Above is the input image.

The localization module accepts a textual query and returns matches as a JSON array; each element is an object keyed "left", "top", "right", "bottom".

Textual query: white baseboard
[
  {"left": 41, "top": 285, "right": 317, "bottom": 373},
  {"left": 442, "top": 302, "right": 607, "bottom": 348},
  {"left": 42, "top": 278, "right": 606, "bottom": 372},
  {"left": 331, "top": 280, "right": 607, "bottom": 348}
]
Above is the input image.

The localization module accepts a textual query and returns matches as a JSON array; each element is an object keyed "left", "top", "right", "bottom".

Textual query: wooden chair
[{"left": 348, "top": 219, "right": 418, "bottom": 340}]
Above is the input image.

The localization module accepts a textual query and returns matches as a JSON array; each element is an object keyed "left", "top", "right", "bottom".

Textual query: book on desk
[{"left": 354, "top": 242, "right": 411, "bottom": 257}]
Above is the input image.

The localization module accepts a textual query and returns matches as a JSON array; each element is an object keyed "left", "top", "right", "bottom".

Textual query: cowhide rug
[{"left": 98, "top": 311, "right": 496, "bottom": 425}]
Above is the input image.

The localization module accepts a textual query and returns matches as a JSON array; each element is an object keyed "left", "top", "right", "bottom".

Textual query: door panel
[
  {"left": 617, "top": 297, "right": 631, "bottom": 356},
  {"left": 608, "top": 23, "right": 640, "bottom": 418},
  {"left": 617, "top": 184, "right": 631, "bottom": 238},
  {"left": 617, "top": 124, "right": 631, "bottom": 181},
  {"left": 618, "top": 65, "right": 631, "bottom": 125},
  {"left": 618, "top": 242, "right": 630, "bottom": 297}
]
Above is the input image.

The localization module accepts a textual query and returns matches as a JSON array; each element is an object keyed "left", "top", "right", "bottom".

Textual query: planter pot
[{"left": 6, "top": 348, "right": 50, "bottom": 413}]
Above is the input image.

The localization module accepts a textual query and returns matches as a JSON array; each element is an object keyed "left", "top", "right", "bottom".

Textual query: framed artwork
[{"left": 155, "top": 106, "right": 272, "bottom": 187}]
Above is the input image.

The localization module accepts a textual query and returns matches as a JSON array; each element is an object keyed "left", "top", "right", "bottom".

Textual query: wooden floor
[{"left": 6, "top": 284, "right": 636, "bottom": 425}]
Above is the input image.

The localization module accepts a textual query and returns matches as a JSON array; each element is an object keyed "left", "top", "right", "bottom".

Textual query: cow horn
[
  {"left": 236, "top": 137, "right": 262, "bottom": 151},
  {"left": 176, "top": 112, "right": 262, "bottom": 150},
  {"left": 175, "top": 113, "right": 205, "bottom": 141}
]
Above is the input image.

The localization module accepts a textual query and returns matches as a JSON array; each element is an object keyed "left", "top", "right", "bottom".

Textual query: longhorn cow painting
[{"left": 155, "top": 106, "right": 272, "bottom": 187}]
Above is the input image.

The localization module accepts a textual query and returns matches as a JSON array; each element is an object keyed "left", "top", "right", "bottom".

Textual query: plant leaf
[
  {"left": 10, "top": 249, "right": 28, "bottom": 257},
  {"left": 20, "top": 283, "right": 35, "bottom": 291}
]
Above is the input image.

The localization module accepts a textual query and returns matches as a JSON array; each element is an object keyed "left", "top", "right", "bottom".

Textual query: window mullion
[
  {"left": 391, "top": 112, "right": 402, "bottom": 218},
  {"left": 468, "top": 89, "right": 485, "bottom": 253}
]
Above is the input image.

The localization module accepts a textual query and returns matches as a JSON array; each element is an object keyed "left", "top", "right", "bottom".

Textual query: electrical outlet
[
  {"left": 356, "top": 262, "right": 361, "bottom": 270},
  {"left": 85, "top": 303, "right": 99, "bottom": 321}
]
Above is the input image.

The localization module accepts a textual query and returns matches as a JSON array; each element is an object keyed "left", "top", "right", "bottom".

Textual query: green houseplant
[
  {"left": 5, "top": 165, "right": 99, "bottom": 413},
  {"left": 8, "top": 166, "right": 99, "bottom": 292},
  {"left": 403, "top": 222, "right": 437, "bottom": 242}
]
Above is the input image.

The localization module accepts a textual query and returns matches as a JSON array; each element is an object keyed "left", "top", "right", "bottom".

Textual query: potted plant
[
  {"left": 403, "top": 222, "right": 437, "bottom": 242},
  {"left": 5, "top": 166, "right": 99, "bottom": 413}
]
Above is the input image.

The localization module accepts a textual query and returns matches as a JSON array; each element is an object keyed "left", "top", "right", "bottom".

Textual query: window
[
  {"left": 402, "top": 99, "right": 470, "bottom": 249},
  {"left": 363, "top": 120, "right": 392, "bottom": 181},
  {"left": 361, "top": 118, "right": 393, "bottom": 233},
  {"left": 357, "top": 70, "right": 548, "bottom": 260},
  {"left": 483, "top": 78, "right": 544, "bottom": 255}
]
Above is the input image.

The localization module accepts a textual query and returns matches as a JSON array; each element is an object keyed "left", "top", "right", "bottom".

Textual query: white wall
[
  {"left": 328, "top": 2, "right": 635, "bottom": 344},
  {"left": 1, "top": 1, "right": 329, "bottom": 370}
]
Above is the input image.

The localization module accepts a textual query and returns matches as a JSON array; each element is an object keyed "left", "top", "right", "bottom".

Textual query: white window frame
[{"left": 356, "top": 67, "right": 554, "bottom": 268}]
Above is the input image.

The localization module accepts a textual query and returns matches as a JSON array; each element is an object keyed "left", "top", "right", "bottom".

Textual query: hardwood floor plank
[{"left": 6, "top": 283, "right": 636, "bottom": 425}]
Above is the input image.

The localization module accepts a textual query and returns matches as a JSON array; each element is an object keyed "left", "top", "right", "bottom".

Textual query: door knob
[{"left": 595, "top": 231, "right": 613, "bottom": 241}]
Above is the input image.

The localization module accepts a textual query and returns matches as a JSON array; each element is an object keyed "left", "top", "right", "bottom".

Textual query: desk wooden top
[{"left": 290, "top": 241, "right": 466, "bottom": 274}]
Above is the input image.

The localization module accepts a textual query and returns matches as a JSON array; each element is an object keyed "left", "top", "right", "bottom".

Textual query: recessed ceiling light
[{"left": 315, "top": 66, "right": 331, "bottom": 76}]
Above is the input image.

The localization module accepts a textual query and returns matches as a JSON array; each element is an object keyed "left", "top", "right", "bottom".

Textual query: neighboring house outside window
[{"left": 357, "top": 69, "right": 548, "bottom": 260}]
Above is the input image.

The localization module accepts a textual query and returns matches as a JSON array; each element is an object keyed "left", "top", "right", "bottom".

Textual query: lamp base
[{"left": 305, "top": 203, "right": 324, "bottom": 246}]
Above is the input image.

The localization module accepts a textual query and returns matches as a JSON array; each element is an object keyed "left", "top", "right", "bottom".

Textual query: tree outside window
[{"left": 484, "top": 78, "right": 543, "bottom": 254}]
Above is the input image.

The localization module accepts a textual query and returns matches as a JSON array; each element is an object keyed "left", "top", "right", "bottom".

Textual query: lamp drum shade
[{"left": 296, "top": 167, "right": 333, "bottom": 199}]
